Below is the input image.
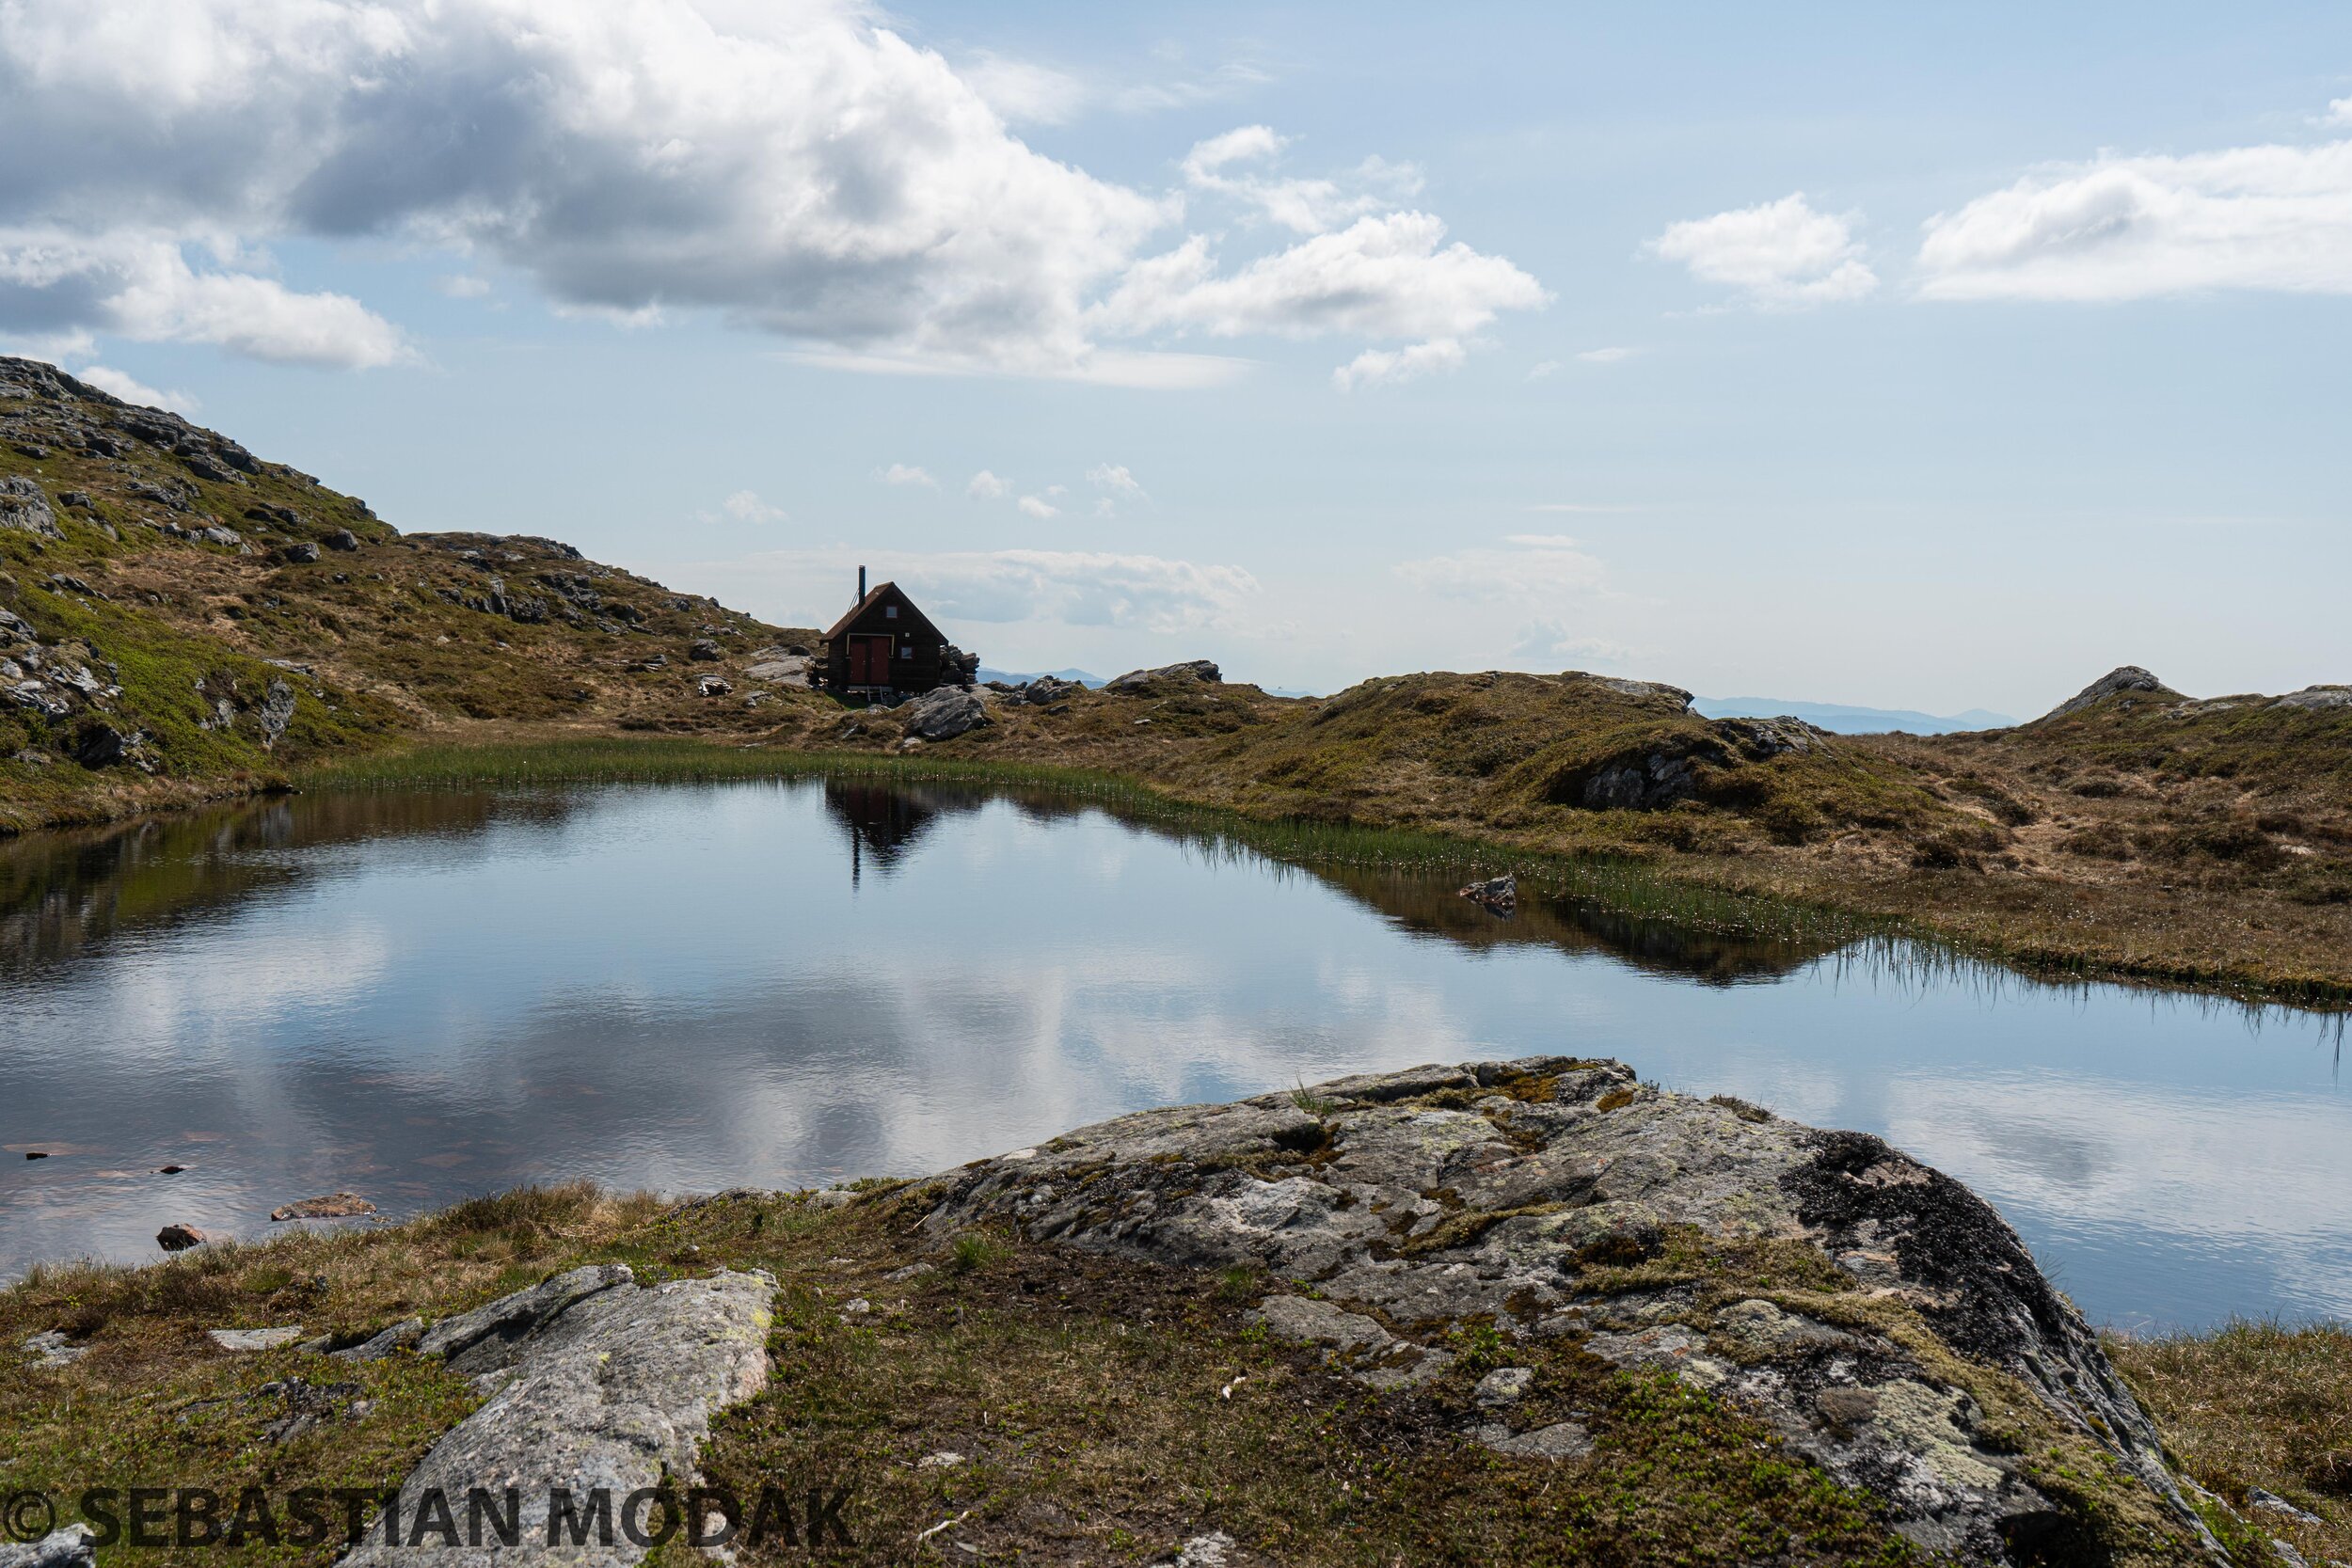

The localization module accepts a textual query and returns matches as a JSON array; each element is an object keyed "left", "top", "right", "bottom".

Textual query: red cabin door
[{"left": 849, "top": 634, "right": 893, "bottom": 686}]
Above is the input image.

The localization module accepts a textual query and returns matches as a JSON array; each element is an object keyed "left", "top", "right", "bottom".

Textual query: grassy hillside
[{"left": 0, "top": 356, "right": 827, "bottom": 831}]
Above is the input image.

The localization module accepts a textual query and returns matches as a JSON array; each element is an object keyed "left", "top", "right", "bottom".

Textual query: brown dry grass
[{"left": 2109, "top": 1322, "right": 2352, "bottom": 1566}]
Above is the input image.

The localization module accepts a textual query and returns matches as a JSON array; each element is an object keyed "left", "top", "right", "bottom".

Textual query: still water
[{"left": 3, "top": 780, "right": 2345, "bottom": 1330}]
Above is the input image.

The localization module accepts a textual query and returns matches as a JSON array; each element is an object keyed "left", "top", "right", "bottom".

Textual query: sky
[{"left": 2, "top": 2, "right": 2347, "bottom": 716}]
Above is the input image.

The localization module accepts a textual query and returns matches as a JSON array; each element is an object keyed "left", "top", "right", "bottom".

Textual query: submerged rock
[
  {"left": 270, "top": 1192, "right": 376, "bottom": 1222},
  {"left": 919, "top": 1056, "right": 2213, "bottom": 1563},
  {"left": 1459, "top": 871, "right": 1517, "bottom": 913}
]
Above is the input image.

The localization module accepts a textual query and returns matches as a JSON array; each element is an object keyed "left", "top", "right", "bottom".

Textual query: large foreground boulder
[
  {"left": 919, "top": 1057, "right": 2214, "bottom": 1563},
  {"left": 342, "top": 1266, "right": 773, "bottom": 1568}
]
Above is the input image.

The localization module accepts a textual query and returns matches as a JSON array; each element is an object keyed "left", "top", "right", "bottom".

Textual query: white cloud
[
  {"left": 1181, "top": 125, "right": 1423, "bottom": 235},
  {"left": 877, "top": 463, "right": 937, "bottom": 488},
  {"left": 1577, "top": 345, "right": 1636, "bottom": 363},
  {"left": 74, "top": 363, "right": 196, "bottom": 414},
  {"left": 1510, "top": 621, "right": 1630, "bottom": 666},
  {"left": 1395, "top": 533, "right": 1609, "bottom": 601},
  {"left": 966, "top": 469, "right": 1012, "bottom": 500},
  {"left": 0, "top": 230, "right": 411, "bottom": 367},
  {"left": 1332, "top": 336, "right": 1465, "bottom": 391},
  {"left": 1017, "top": 494, "right": 1059, "bottom": 519},
  {"left": 1093, "top": 498, "right": 1117, "bottom": 519},
  {"left": 435, "top": 274, "right": 490, "bottom": 299},
  {"left": 1916, "top": 137, "right": 2352, "bottom": 301},
  {"left": 906, "top": 548, "right": 1259, "bottom": 632},
  {"left": 2329, "top": 98, "right": 2352, "bottom": 129},
  {"left": 1112, "top": 55, "right": 1275, "bottom": 116},
  {"left": 0, "top": 3, "right": 1536, "bottom": 385},
  {"left": 721, "top": 489, "right": 787, "bottom": 524},
  {"left": 1095, "top": 213, "right": 1547, "bottom": 383},
  {"left": 961, "top": 51, "right": 1089, "bottom": 127},
  {"left": 1525, "top": 359, "right": 1561, "bottom": 380},
  {"left": 1648, "top": 193, "right": 1878, "bottom": 307},
  {"left": 1087, "top": 463, "right": 1145, "bottom": 499}
]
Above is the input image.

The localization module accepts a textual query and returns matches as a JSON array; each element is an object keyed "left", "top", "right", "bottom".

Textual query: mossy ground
[{"left": 0, "top": 1183, "right": 1961, "bottom": 1567}]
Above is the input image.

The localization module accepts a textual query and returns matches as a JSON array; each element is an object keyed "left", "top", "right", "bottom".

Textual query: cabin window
[
  {"left": 884, "top": 606, "right": 898, "bottom": 619},
  {"left": 899, "top": 644, "right": 912, "bottom": 658}
]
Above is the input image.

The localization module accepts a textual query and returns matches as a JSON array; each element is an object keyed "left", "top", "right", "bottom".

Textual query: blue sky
[{"left": 3, "top": 3, "right": 2347, "bottom": 714}]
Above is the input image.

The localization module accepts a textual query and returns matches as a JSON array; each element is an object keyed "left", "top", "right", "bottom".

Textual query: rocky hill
[{"left": 0, "top": 357, "right": 823, "bottom": 831}]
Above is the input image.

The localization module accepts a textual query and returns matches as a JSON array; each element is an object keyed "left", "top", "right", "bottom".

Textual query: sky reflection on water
[{"left": 2, "top": 780, "right": 2344, "bottom": 1330}]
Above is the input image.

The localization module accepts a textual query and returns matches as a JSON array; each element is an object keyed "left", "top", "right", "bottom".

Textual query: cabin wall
[{"left": 824, "top": 597, "right": 951, "bottom": 694}]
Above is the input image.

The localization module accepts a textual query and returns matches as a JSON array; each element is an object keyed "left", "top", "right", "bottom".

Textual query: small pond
[{"left": 2, "top": 779, "right": 2344, "bottom": 1330}]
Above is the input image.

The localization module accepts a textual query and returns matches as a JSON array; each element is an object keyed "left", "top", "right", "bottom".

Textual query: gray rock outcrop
[
  {"left": 2042, "top": 666, "right": 2167, "bottom": 721},
  {"left": 0, "top": 476, "right": 62, "bottom": 540},
  {"left": 2270, "top": 685, "right": 2352, "bottom": 712},
  {"left": 1106, "top": 659, "right": 1219, "bottom": 690},
  {"left": 0, "top": 1527, "right": 95, "bottom": 1568},
  {"left": 902, "top": 684, "right": 989, "bottom": 740},
  {"left": 341, "top": 1266, "right": 773, "bottom": 1568},
  {"left": 917, "top": 1057, "right": 2210, "bottom": 1563}
]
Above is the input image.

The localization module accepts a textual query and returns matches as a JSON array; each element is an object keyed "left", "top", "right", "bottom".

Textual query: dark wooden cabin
[{"left": 822, "top": 569, "right": 956, "bottom": 698}]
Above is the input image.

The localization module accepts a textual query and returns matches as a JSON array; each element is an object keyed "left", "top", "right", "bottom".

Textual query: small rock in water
[
  {"left": 23, "top": 1150, "right": 48, "bottom": 1160},
  {"left": 208, "top": 1325, "right": 306, "bottom": 1353},
  {"left": 1459, "top": 871, "right": 1517, "bottom": 914},
  {"left": 269, "top": 1192, "right": 376, "bottom": 1222},
  {"left": 155, "top": 1223, "right": 209, "bottom": 1251},
  {"left": 155, "top": 1164, "right": 187, "bottom": 1175}
]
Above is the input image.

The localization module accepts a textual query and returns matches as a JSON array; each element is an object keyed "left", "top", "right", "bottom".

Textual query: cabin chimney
[{"left": 857, "top": 564, "right": 866, "bottom": 601}]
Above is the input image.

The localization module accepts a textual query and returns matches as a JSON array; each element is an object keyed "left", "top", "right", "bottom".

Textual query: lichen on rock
[{"left": 917, "top": 1055, "right": 2220, "bottom": 1563}]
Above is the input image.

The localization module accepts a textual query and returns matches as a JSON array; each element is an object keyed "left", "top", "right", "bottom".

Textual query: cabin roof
[{"left": 821, "top": 579, "right": 941, "bottom": 642}]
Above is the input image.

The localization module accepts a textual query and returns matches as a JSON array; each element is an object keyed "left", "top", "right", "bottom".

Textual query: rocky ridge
[{"left": 917, "top": 1057, "right": 2217, "bottom": 1564}]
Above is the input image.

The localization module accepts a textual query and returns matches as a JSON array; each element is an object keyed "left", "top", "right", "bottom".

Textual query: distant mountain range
[
  {"left": 977, "top": 667, "right": 1105, "bottom": 688},
  {"left": 1692, "top": 696, "right": 2016, "bottom": 735}
]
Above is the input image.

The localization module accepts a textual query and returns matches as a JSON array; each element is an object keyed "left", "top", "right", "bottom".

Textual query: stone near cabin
[
  {"left": 1017, "top": 674, "right": 1082, "bottom": 705},
  {"left": 1107, "top": 658, "right": 1219, "bottom": 690},
  {"left": 155, "top": 1223, "right": 209, "bottom": 1251},
  {"left": 744, "top": 655, "right": 811, "bottom": 686},
  {"left": 902, "top": 684, "right": 990, "bottom": 741},
  {"left": 0, "top": 475, "right": 61, "bottom": 540},
  {"left": 269, "top": 1191, "right": 376, "bottom": 1222}
]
